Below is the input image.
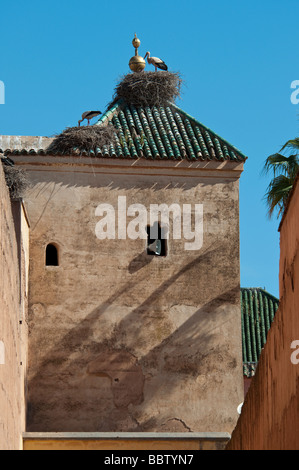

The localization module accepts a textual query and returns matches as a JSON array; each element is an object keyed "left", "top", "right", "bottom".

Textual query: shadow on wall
[
  {"left": 24, "top": 170, "right": 235, "bottom": 234},
  {"left": 26, "top": 245, "right": 240, "bottom": 432}
]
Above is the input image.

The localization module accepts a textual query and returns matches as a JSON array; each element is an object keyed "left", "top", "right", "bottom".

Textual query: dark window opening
[
  {"left": 146, "top": 223, "right": 167, "bottom": 256},
  {"left": 46, "top": 243, "right": 59, "bottom": 266}
]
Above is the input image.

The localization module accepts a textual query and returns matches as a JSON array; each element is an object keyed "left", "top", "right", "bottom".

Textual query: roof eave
[{"left": 169, "top": 102, "right": 248, "bottom": 162}]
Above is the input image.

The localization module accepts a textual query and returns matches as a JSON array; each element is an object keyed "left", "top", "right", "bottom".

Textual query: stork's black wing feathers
[
  {"left": 85, "top": 110, "right": 102, "bottom": 117},
  {"left": 157, "top": 61, "right": 168, "bottom": 71}
]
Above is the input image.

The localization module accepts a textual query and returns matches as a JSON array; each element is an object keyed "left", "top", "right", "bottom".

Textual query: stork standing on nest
[
  {"left": 78, "top": 110, "right": 102, "bottom": 126},
  {"left": 144, "top": 51, "right": 168, "bottom": 71}
]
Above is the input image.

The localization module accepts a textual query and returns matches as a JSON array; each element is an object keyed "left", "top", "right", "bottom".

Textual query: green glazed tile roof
[
  {"left": 241, "top": 287, "right": 279, "bottom": 377},
  {"left": 91, "top": 99, "right": 247, "bottom": 162},
  {"left": 1, "top": 100, "right": 248, "bottom": 161}
]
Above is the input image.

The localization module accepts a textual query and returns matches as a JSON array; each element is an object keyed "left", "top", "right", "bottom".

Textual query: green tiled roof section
[
  {"left": 170, "top": 103, "right": 247, "bottom": 161},
  {"left": 92, "top": 100, "right": 247, "bottom": 162},
  {"left": 241, "top": 288, "right": 279, "bottom": 377},
  {"left": 2, "top": 101, "right": 247, "bottom": 160},
  {"left": 1, "top": 100, "right": 248, "bottom": 160}
]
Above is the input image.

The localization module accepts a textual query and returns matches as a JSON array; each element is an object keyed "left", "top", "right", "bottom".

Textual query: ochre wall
[
  {"left": 19, "top": 156, "right": 244, "bottom": 434},
  {"left": 0, "top": 164, "right": 29, "bottom": 449},
  {"left": 227, "top": 176, "right": 299, "bottom": 450}
]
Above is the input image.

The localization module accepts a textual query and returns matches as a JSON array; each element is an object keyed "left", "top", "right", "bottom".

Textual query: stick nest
[
  {"left": 107, "top": 71, "right": 183, "bottom": 109},
  {"left": 47, "top": 124, "right": 118, "bottom": 154},
  {"left": 2, "top": 162, "right": 30, "bottom": 198},
  {"left": 45, "top": 72, "right": 183, "bottom": 155}
]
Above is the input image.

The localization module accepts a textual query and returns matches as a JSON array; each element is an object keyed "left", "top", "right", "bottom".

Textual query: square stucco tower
[{"left": 6, "top": 73, "right": 246, "bottom": 435}]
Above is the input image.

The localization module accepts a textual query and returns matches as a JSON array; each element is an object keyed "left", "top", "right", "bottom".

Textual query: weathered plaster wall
[
  {"left": 227, "top": 175, "right": 299, "bottom": 450},
  {"left": 19, "top": 157, "right": 244, "bottom": 433},
  {"left": 0, "top": 164, "right": 29, "bottom": 449}
]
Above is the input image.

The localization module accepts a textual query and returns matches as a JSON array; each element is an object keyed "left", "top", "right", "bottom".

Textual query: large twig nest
[
  {"left": 2, "top": 163, "right": 30, "bottom": 198},
  {"left": 45, "top": 72, "right": 183, "bottom": 155},
  {"left": 108, "top": 71, "right": 183, "bottom": 109},
  {"left": 47, "top": 124, "right": 118, "bottom": 154}
]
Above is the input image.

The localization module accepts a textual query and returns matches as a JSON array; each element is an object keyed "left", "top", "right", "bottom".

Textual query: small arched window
[{"left": 45, "top": 243, "right": 59, "bottom": 266}]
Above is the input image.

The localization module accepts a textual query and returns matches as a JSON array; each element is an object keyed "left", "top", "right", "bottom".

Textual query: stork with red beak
[
  {"left": 78, "top": 110, "right": 102, "bottom": 126},
  {"left": 144, "top": 51, "right": 168, "bottom": 71}
]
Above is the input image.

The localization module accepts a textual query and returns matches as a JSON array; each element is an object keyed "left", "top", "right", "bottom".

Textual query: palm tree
[{"left": 263, "top": 138, "right": 299, "bottom": 218}]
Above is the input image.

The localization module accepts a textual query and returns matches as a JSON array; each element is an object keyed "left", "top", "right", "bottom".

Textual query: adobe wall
[
  {"left": 0, "top": 164, "right": 29, "bottom": 449},
  {"left": 17, "top": 155, "right": 244, "bottom": 434},
  {"left": 227, "top": 176, "right": 299, "bottom": 450}
]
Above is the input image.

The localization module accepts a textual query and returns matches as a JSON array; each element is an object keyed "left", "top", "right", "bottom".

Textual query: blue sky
[{"left": 1, "top": 0, "right": 299, "bottom": 298}]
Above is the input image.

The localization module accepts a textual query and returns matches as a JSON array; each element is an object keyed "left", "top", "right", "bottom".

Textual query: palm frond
[
  {"left": 263, "top": 153, "right": 288, "bottom": 175},
  {"left": 263, "top": 135, "right": 299, "bottom": 219},
  {"left": 264, "top": 174, "right": 294, "bottom": 218},
  {"left": 262, "top": 153, "right": 299, "bottom": 178},
  {"left": 280, "top": 137, "right": 299, "bottom": 153}
]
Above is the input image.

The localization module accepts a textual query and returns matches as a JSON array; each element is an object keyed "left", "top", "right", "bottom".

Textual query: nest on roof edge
[
  {"left": 1, "top": 159, "right": 31, "bottom": 198},
  {"left": 47, "top": 124, "right": 118, "bottom": 155},
  {"left": 108, "top": 71, "right": 183, "bottom": 109},
  {"left": 46, "top": 71, "right": 183, "bottom": 155}
]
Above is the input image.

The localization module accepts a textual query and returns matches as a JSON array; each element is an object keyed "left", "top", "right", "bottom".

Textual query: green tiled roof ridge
[
  {"left": 95, "top": 99, "right": 125, "bottom": 126},
  {"left": 170, "top": 102, "right": 248, "bottom": 161}
]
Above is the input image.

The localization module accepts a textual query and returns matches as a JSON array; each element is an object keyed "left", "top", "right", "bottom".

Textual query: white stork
[
  {"left": 78, "top": 110, "right": 102, "bottom": 126},
  {"left": 144, "top": 51, "right": 168, "bottom": 71}
]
